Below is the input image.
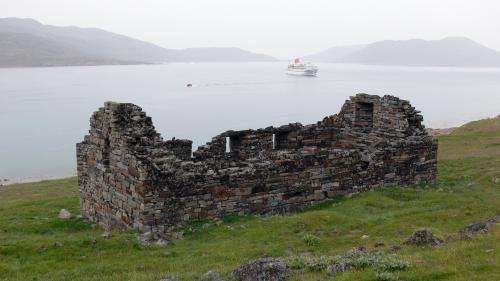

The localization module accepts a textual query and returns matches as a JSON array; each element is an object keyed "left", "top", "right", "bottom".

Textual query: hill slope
[
  {"left": 437, "top": 116, "right": 500, "bottom": 161},
  {"left": 0, "top": 18, "right": 277, "bottom": 67},
  {"left": 0, "top": 17, "right": 170, "bottom": 65},
  {"left": 0, "top": 32, "right": 139, "bottom": 67},
  {"left": 307, "top": 37, "right": 500, "bottom": 67},
  {"left": 303, "top": 44, "right": 366, "bottom": 62},
  {"left": 166, "top": 47, "right": 277, "bottom": 62}
]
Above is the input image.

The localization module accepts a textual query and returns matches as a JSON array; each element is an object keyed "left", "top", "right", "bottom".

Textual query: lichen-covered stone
[
  {"left": 404, "top": 229, "right": 444, "bottom": 247},
  {"left": 76, "top": 94, "right": 437, "bottom": 237},
  {"left": 58, "top": 209, "right": 71, "bottom": 219},
  {"left": 459, "top": 216, "right": 499, "bottom": 238},
  {"left": 327, "top": 262, "right": 352, "bottom": 276},
  {"left": 231, "top": 258, "right": 291, "bottom": 281},
  {"left": 343, "top": 246, "right": 367, "bottom": 258},
  {"left": 462, "top": 221, "right": 490, "bottom": 234},
  {"left": 200, "top": 270, "right": 225, "bottom": 281}
]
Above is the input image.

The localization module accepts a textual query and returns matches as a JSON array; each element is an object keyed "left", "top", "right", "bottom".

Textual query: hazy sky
[{"left": 2, "top": 0, "right": 500, "bottom": 58}]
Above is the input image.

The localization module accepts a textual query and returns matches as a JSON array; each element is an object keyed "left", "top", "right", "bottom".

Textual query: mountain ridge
[
  {"left": 303, "top": 44, "right": 366, "bottom": 62},
  {"left": 3, "top": 18, "right": 500, "bottom": 68},
  {"left": 0, "top": 18, "right": 277, "bottom": 67},
  {"left": 305, "top": 37, "right": 500, "bottom": 67},
  {"left": 0, "top": 31, "right": 143, "bottom": 67}
]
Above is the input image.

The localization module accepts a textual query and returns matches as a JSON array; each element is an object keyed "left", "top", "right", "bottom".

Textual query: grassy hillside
[
  {"left": 437, "top": 116, "right": 500, "bottom": 161},
  {"left": 1, "top": 117, "right": 499, "bottom": 281}
]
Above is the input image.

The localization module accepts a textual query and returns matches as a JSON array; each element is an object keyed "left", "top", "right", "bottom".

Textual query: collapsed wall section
[{"left": 77, "top": 94, "right": 437, "bottom": 238}]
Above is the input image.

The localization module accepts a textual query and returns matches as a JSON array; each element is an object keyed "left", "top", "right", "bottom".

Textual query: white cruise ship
[{"left": 286, "top": 58, "right": 318, "bottom": 76}]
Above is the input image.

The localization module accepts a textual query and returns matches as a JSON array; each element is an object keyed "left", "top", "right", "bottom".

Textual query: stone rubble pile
[{"left": 404, "top": 229, "right": 444, "bottom": 247}]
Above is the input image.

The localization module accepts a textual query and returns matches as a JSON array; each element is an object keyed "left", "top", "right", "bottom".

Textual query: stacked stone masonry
[{"left": 77, "top": 94, "right": 437, "bottom": 238}]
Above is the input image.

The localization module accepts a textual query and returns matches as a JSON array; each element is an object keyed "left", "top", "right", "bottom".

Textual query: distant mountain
[
  {"left": 166, "top": 47, "right": 277, "bottom": 62},
  {"left": 0, "top": 18, "right": 170, "bottom": 66},
  {"left": 0, "top": 18, "right": 277, "bottom": 67},
  {"left": 0, "top": 32, "right": 139, "bottom": 67},
  {"left": 306, "top": 37, "right": 500, "bottom": 67},
  {"left": 303, "top": 44, "right": 366, "bottom": 62}
]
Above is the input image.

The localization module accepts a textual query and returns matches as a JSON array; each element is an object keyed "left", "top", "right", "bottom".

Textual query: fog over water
[{"left": 1, "top": 62, "right": 499, "bottom": 182}]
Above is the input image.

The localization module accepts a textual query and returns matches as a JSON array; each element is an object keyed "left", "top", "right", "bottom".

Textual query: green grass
[
  {"left": 438, "top": 116, "right": 500, "bottom": 161},
  {"left": 1, "top": 118, "right": 499, "bottom": 281}
]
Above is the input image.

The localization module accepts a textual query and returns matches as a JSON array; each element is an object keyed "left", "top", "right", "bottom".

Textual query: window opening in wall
[
  {"left": 102, "top": 127, "right": 111, "bottom": 168},
  {"left": 226, "top": 135, "right": 243, "bottom": 154},
  {"left": 355, "top": 102, "right": 374, "bottom": 127},
  {"left": 407, "top": 116, "right": 419, "bottom": 129},
  {"left": 275, "top": 131, "right": 289, "bottom": 150},
  {"left": 230, "top": 135, "right": 243, "bottom": 154},
  {"left": 225, "top": 137, "right": 231, "bottom": 153}
]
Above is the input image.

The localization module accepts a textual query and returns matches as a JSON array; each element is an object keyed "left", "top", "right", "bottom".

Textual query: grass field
[{"left": 0, "top": 117, "right": 499, "bottom": 281}]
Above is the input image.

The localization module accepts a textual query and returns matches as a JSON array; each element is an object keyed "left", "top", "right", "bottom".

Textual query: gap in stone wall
[
  {"left": 275, "top": 131, "right": 289, "bottom": 149},
  {"left": 355, "top": 102, "right": 374, "bottom": 127},
  {"left": 225, "top": 137, "right": 231, "bottom": 153},
  {"left": 229, "top": 135, "right": 243, "bottom": 156},
  {"left": 103, "top": 138, "right": 110, "bottom": 168}
]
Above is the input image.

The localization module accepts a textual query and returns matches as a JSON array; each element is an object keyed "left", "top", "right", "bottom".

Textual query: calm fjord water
[{"left": 1, "top": 62, "right": 499, "bottom": 182}]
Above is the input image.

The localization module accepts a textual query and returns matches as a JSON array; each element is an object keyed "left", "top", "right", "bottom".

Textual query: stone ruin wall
[{"left": 76, "top": 94, "right": 437, "bottom": 238}]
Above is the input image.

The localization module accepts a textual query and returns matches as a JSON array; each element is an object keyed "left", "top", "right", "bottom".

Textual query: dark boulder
[
  {"left": 404, "top": 229, "right": 444, "bottom": 247},
  {"left": 388, "top": 245, "right": 402, "bottom": 253},
  {"left": 232, "top": 258, "right": 291, "bottom": 281},
  {"left": 459, "top": 219, "right": 499, "bottom": 239},
  {"left": 327, "top": 262, "right": 352, "bottom": 276},
  {"left": 487, "top": 215, "right": 500, "bottom": 224},
  {"left": 327, "top": 246, "right": 365, "bottom": 276},
  {"left": 462, "top": 221, "right": 490, "bottom": 234},
  {"left": 459, "top": 217, "right": 498, "bottom": 238},
  {"left": 343, "top": 246, "right": 367, "bottom": 258}
]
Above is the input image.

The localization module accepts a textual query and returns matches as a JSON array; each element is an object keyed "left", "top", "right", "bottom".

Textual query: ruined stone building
[{"left": 77, "top": 94, "right": 437, "bottom": 238}]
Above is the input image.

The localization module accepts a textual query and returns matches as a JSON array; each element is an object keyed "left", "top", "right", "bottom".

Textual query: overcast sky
[{"left": 2, "top": 0, "right": 500, "bottom": 58}]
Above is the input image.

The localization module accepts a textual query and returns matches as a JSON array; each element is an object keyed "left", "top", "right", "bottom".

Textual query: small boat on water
[{"left": 286, "top": 58, "right": 318, "bottom": 76}]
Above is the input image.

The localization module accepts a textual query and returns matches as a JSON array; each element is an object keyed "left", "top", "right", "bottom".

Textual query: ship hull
[{"left": 285, "top": 68, "right": 318, "bottom": 76}]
